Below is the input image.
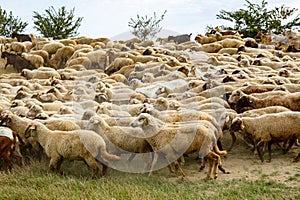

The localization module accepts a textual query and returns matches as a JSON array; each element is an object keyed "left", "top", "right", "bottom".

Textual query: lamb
[
  {"left": 130, "top": 113, "right": 227, "bottom": 179},
  {"left": 230, "top": 112, "right": 300, "bottom": 162},
  {"left": 24, "top": 121, "right": 120, "bottom": 178}
]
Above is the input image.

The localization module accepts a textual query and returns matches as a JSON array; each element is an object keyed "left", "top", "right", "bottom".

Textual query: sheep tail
[
  {"left": 213, "top": 144, "right": 227, "bottom": 156},
  {"left": 100, "top": 148, "right": 121, "bottom": 161}
]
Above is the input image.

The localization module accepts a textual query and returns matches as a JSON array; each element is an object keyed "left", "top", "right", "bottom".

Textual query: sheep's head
[
  {"left": 154, "top": 97, "right": 169, "bottom": 111},
  {"left": 94, "top": 93, "right": 108, "bottom": 103},
  {"left": 0, "top": 111, "right": 13, "bottom": 125},
  {"left": 228, "top": 89, "right": 243, "bottom": 105},
  {"left": 14, "top": 90, "right": 27, "bottom": 100},
  {"left": 130, "top": 113, "right": 153, "bottom": 128},
  {"left": 26, "top": 105, "right": 43, "bottom": 118},
  {"left": 229, "top": 117, "right": 244, "bottom": 132},
  {"left": 235, "top": 95, "right": 254, "bottom": 113},
  {"left": 24, "top": 124, "right": 37, "bottom": 139}
]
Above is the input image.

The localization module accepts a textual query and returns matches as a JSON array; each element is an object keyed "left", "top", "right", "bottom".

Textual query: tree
[
  {"left": 128, "top": 10, "right": 167, "bottom": 41},
  {"left": 33, "top": 6, "right": 83, "bottom": 39},
  {"left": 0, "top": 6, "right": 28, "bottom": 37},
  {"left": 215, "top": 0, "right": 300, "bottom": 38}
]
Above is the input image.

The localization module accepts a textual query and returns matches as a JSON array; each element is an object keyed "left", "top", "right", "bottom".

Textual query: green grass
[{"left": 0, "top": 160, "right": 299, "bottom": 200}]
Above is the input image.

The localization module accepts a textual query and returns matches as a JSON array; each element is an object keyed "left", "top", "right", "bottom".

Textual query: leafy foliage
[
  {"left": 33, "top": 6, "right": 83, "bottom": 39},
  {"left": 215, "top": 0, "right": 300, "bottom": 38},
  {"left": 0, "top": 6, "right": 28, "bottom": 37},
  {"left": 128, "top": 10, "right": 167, "bottom": 41}
]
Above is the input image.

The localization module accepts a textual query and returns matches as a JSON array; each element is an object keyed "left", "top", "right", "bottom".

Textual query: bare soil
[{"left": 180, "top": 131, "right": 300, "bottom": 187}]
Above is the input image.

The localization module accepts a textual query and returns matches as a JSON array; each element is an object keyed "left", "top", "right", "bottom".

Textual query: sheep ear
[{"left": 225, "top": 116, "right": 231, "bottom": 123}]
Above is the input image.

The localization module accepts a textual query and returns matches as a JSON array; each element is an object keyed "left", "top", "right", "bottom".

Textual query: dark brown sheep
[{"left": 1, "top": 52, "right": 35, "bottom": 72}]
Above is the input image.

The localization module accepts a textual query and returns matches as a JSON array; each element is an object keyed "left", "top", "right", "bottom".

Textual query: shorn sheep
[
  {"left": 130, "top": 113, "right": 227, "bottom": 179},
  {"left": 24, "top": 121, "right": 120, "bottom": 178},
  {"left": 230, "top": 112, "right": 300, "bottom": 162}
]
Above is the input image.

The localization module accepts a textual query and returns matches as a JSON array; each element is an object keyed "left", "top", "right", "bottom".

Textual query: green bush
[
  {"left": 33, "top": 6, "right": 83, "bottom": 39},
  {"left": 215, "top": 0, "right": 300, "bottom": 38},
  {"left": 0, "top": 6, "right": 28, "bottom": 37}
]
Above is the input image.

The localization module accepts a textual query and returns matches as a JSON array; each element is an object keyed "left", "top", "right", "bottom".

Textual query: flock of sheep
[{"left": 0, "top": 27, "right": 300, "bottom": 180}]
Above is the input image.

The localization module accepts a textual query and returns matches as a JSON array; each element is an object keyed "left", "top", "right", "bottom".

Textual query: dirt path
[{"left": 181, "top": 133, "right": 300, "bottom": 187}]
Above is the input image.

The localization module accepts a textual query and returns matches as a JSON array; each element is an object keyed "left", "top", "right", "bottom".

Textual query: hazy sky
[{"left": 0, "top": 0, "right": 298, "bottom": 39}]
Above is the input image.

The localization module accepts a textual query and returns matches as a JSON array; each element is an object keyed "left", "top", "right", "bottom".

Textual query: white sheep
[
  {"left": 24, "top": 121, "right": 120, "bottom": 178},
  {"left": 85, "top": 115, "right": 153, "bottom": 169},
  {"left": 21, "top": 52, "right": 44, "bottom": 68},
  {"left": 130, "top": 113, "right": 227, "bottom": 179},
  {"left": 21, "top": 68, "right": 61, "bottom": 80},
  {"left": 230, "top": 111, "right": 300, "bottom": 162}
]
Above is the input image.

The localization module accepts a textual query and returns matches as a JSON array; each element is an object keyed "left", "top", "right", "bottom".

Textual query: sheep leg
[
  {"left": 227, "top": 130, "right": 236, "bottom": 151},
  {"left": 293, "top": 153, "right": 300, "bottom": 162},
  {"left": 2, "top": 153, "right": 13, "bottom": 171},
  {"left": 206, "top": 158, "right": 213, "bottom": 180},
  {"left": 266, "top": 141, "right": 272, "bottom": 163},
  {"left": 12, "top": 151, "right": 23, "bottom": 167},
  {"left": 128, "top": 153, "right": 136, "bottom": 162},
  {"left": 49, "top": 156, "right": 62, "bottom": 173},
  {"left": 148, "top": 152, "right": 159, "bottom": 177},
  {"left": 256, "top": 141, "right": 265, "bottom": 162},
  {"left": 84, "top": 156, "right": 100, "bottom": 178},
  {"left": 283, "top": 138, "right": 296, "bottom": 154},
  {"left": 199, "top": 158, "right": 205, "bottom": 171},
  {"left": 101, "top": 164, "right": 108, "bottom": 176},
  {"left": 174, "top": 160, "right": 185, "bottom": 177}
]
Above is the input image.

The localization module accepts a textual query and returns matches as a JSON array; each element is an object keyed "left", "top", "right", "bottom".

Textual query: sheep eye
[{"left": 138, "top": 117, "right": 144, "bottom": 122}]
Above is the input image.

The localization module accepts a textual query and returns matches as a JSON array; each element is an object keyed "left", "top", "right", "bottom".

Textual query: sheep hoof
[
  {"left": 199, "top": 165, "right": 205, "bottom": 171},
  {"left": 266, "top": 159, "right": 271, "bottom": 163}
]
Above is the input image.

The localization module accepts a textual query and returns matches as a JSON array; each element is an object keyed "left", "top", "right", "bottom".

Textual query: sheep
[
  {"left": 11, "top": 32, "right": 31, "bottom": 42},
  {"left": 168, "top": 33, "right": 192, "bottom": 44},
  {"left": 130, "top": 113, "right": 227, "bottom": 179},
  {"left": 200, "top": 42, "right": 223, "bottom": 53},
  {"left": 49, "top": 46, "right": 75, "bottom": 69},
  {"left": 194, "top": 34, "right": 217, "bottom": 45},
  {"left": 86, "top": 115, "right": 152, "bottom": 156},
  {"left": 235, "top": 92, "right": 300, "bottom": 112},
  {"left": 0, "top": 134, "right": 17, "bottom": 171},
  {"left": 0, "top": 126, "right": 23, "bottom": 168},
  {"left": 230, "top": 112, "right": 300, "bottom": 162},
  {"left": 9, "top": 42, "right": 27, "bottom": 54},
  {"left": 1, "top": 51, "right": 36, "bottom": 72},
  {"left": 224, "top": 106, "right": 291, "bottom": 151},
  {"left": 24, "top": 121, "right": 120, "bottom": 178},
  {"left": 21, "top": 52, "right": 44, "bottom": 68},
  {"left": 21, "top": 68, "right": 61, "bottom": 80},
  {"left": 41, "top": 42, "right": 65, "bottom": 55},
  {"left": 0, "top": 111, "right": 40, "bottom": 152},
  {"left": 35, "top": 118, "right": 80, "bottom": 131}
]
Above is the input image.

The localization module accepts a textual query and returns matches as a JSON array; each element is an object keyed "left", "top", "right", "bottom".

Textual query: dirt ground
[{"left": 181, "top": 131, "right": 300, "bottom": 187}]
